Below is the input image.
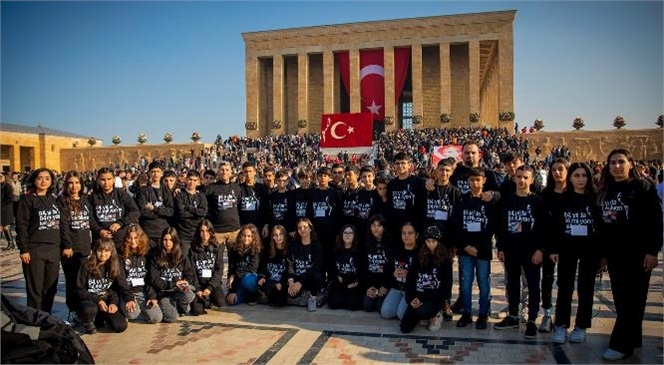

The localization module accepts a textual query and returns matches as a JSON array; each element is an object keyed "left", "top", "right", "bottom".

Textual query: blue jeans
[
  {"left": 459, "top": 255, "right": 491, "bottom": 316},
  {"left": 234, "top": 273, "right": 259, "bottom": 305}
]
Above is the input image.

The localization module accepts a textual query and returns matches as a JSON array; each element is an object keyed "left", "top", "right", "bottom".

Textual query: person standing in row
[
  {"left": 0, "top": 173, "right": 16, "bottom": 250},
  {"left": 58, "top": 171, "right": 100, "bottom": 316},
  {"left": 598, "top": 149, "right": 662, "bottom": 361},
  {"left": 174, "top": 170, "right": 208, "bottom": 254},
  {"left": 136, "top": 162, "right": 174, "bottom": 248},
  {"left": 91, "top": 167, "right": 140, "bottom": 251},
  {"left": 15, "top": 168, "right": 63, "bottom": 313},
  {"left": 205, "top": 161, "right": 242, "bottom": 247}
]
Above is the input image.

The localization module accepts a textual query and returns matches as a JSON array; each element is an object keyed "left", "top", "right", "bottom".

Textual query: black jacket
[{"left": 174, "top": 190, "right": 208, "bottom": 243}]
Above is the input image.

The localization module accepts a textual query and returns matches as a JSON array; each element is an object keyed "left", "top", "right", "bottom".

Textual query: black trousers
[
  {"left": 22, "top": 244, "right": 60, "bottom": 313},
  {"left": 400, "top": 300, "right": 444, "bottom": 333},
  {"left": 61, "top": 253, "right": 89, "bottom": 312},
  {"left": 190, "top": 286, "right": 225, "bottom": 315},
  {"left": 289, "top": 271, "right": 323, "bottom": 298},
  {"left": 258, "top": 279, "right": 288, "bottom": 307},
  {"left": 328, "top": 282, "right": 363, "bottom": 311},
  {"left": 607, "top": 253, "right": 652, "bottom": 354},
  {"left": 541, "top": 252, "right": 556, "bottom": 310},
  {"left": 78, "top": 300, "right": 128, "bottom": 333},
  {"left": 553, "top": 252, "right": 598, "bottom": 328},
  {"left": 504, "top": 253, "right": 541, "bottom": 321}
]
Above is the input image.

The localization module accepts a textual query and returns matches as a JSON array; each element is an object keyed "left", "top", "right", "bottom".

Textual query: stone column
[
  {"left": 12, "top": 144, "right": 20, "bottom": 172},
  {"left": 411, "top": 43, "right": 423, "bottom": 128},
  {"left": 349, "top": 48, "right": 361, "bottom": 113},
  {"left": 499, "top": 36, "right": 514, "bottom": 129},
  {"left": 245, "top": 56, "right": 259, "bottom": 138},
  {"left": 383, "top": 46, "right": 396, "bottom": 130},
  {"left": 297, "top": 52, "right": 309, "bottom": 133},
  {"left": 323, "top": 50, "right": 335, "bottom": 114},
  {"left": 469, "top": 40, "right": 480, "bottom": 124},
  {"left": 439, "top": 42, "right": 451, "bottom": 124},
  {"left": 272, "top": 54, "right": 284, "bottom": 135}
]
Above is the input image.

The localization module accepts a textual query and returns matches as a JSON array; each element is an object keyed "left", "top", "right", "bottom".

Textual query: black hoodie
[
  {"left": 189, "top": 242, "right": 225, "bottom": 292},
  {"left": 135, "top": 184, "right": 174, "bottom": 239},
  {"left": 90, "top": 188, "right": 140, "bottom": 249},
  {"left": 77, "top": 260, "right": 134, "bottom": 305},
  {"left": 174, "top": 189, "right": 208, "bottom": 243},
  {"left": 58, "top": 195, "right": 100, "bottom": 256},
  {"left": 405, "top": 256, "right": 452, "bottom": 304},
  {"left": 148, "top": 253, "right": 197, "bottom": 298},
  {"left": 15, "top": 193, "right": 63, "bottom": 254}
]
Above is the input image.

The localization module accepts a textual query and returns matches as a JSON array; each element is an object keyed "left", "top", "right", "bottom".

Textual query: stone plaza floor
[{"left": 1, "top": 244, "right": 662, "bottom": 364}]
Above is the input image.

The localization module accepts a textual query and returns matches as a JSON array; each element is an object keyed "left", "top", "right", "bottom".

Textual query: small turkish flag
[{"left": 320, "top": 112, "right": 373, "bottom": 149}]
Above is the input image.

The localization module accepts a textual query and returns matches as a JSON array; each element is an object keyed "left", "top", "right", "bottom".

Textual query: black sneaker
[
  {"left": 456, "top": 314, "right": 473, "bottom": 328},
  {"left": 494, "top": 315, "right": 520, "bottom": 330},
  {"left": 82, "top": 321, "right": 97, "bottom": 335},
  {"left": 450, "top": 299, "right": 464, "bottom": 314},
  {"left": 524, "top": 320, "right": 537, "bottom": 339},
  {"left": 475, "top": 315, "right": 488, "bottom": 330}
]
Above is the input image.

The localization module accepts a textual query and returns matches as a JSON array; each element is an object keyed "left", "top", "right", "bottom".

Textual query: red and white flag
[
  {"left": 359, "top": 50, "right": 385, "bottom": 121},
  {"left": 320, "top": 112, "right": 373, "bottom": 149},
  {"left": 431, "top": 145, "right": 463, "bottom": 166}
]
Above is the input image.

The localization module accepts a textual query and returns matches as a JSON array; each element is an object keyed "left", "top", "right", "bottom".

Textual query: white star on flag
[
  {"left": 367, "top": 100, "right": 382, "bottom": 115},
  {"left": 347, "top": 126, "right": 354, "bottom": 134}
]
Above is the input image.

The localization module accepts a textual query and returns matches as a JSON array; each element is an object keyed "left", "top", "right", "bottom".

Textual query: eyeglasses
[{"left": 343, "top": 231, "right": 354, "bottom": 235}]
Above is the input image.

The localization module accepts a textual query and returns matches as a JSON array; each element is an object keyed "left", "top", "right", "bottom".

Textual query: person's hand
[
  {"left": 100, "top": 229, "right": 113, "bottom": 238},
  {"left": 549, "top": 254, "right": 559, "bottom": 264},
  {"left": 532, "top": 250, "right": 543, "bottom": 265},
  {"left": 20, "top": 252, "right": 31, "bottom": 264},
  {"left": 146, "top": 299, "right": 158, "bottom": 308},
  {"left": 98, "top": 300, "right": 109, "bottom": 312},
  {"left": 348, "top": 282, "right": 358, "bottom": 289},
  {"left": 145, "top": 202, "right": 154, "bottom": 211},
  {"left": 497, "top": 251, "right": 505, "bottom": 263},
  {"left": 226, "top": 293, "right": 237, "bottom": 305},
  {"left": 644, "top": 254, "right": 658, "bottom": 271},
  {"left": 257, "top": 277, "right": 266, "bottom": 286},
  {"left": 425, "top": 178, "right": 435, "bottom": 192},
  {"left": 202, "top": 288, "right": 211, "bottom": 297},
  {"left": 109, "top": 223, "right": 121, "bottom": 233},
  {"left": 196, "top": 290, "right": 204, "bottom": 299},
  {"left": 108, "top": 304, "right": 118, "bottom": 314},
  {"left": 481, "top": 191, "right": 494, "bottom": 202},
  {"left": 125, "top": 300, "right": 137, "bottom": 313},
  {"left": 176, "top": 280, "right": 188, "bottom": 288},
  {"left": 61, "top": 248, "right": 74, "bottom": 258},
  {"left": 275, "top": 283, "right": 282, "bottom": 291},
  {"left": 464, "top": 245, "right": 478, "bottom": 257},
  {"left": 366, "top": 287, "right": 378, "bottom": 298},
  {"left": 262, "top": 225, "right": 270, "bottom": 238},
  {"left": 410, "top": 298, "right": 422, "bottom": 309},
  {"left": 378, "top": 287, "right": 388, "bottom": 296},
  {"left": 288, "top": 281, "right": 302, "bottom": 297},
  {"left": 338, "top": 276, "right": 343, "bottom": 283}
]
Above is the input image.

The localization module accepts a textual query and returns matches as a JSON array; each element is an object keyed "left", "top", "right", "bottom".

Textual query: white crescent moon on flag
[
  {"left": 360, "top": 64, "right": 384, "bottom": 81},
  {"left": 330, "top": 121, "right": 347, "bottom": 139}
]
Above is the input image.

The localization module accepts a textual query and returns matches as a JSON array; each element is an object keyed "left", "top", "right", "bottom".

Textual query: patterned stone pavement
[{"left": 2, "top": 242, "right": 662, "bottom": 364}]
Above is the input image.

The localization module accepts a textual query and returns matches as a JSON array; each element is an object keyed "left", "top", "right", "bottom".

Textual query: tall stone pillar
[
  {"left": 12, "top": 144, "right": 20, "bottom": 172},
  {"left": 411, "top": 43, "right": 423, "bottom": 128},
  {"left": 323, "top": 50, "right": 335, "bottom": 114},
  {"left": 245, "top": 56, "right": 259, "bottom": 138},
  {"left": 439, "top": 42, "right": 451, "bottom": 123},
  {"left": 297, "top": 52, "right": 309, "bottom": 133},
  {"left": 383, "top": 46, "right": 396, "bottom": 130},
  {"left": 349, "top": 49, "right": 361, "bottom": 113},
  {"left": 272, "top": 54, "right": 284, "bottom": 135},
  {"left": 499, "top": 36, "right": 514, "bottom": 129},
  {"left": 469, "top": 40, "right": 480, "bottom": 124}
]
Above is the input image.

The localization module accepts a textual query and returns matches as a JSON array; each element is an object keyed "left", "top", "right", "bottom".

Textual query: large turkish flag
[
  {"left": 320, "top": 112, "right": 373, "bottom": 149},
  {"left": 360, "top": 50, "right": 385, "bottom": 122}
]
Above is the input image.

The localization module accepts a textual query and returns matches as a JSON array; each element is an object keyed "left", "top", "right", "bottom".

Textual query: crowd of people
[{"left": 1, "top": 126, "right": 663, "bottom": 362}]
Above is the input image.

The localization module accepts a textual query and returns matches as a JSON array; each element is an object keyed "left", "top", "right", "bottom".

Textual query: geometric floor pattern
[{"left": 301, "top": 331, "right": 569, "bottom": 364}]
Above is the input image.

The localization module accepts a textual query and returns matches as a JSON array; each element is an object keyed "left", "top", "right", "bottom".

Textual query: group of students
[{"left": 13, "top": 145, "right": 661, "bottom": 362}]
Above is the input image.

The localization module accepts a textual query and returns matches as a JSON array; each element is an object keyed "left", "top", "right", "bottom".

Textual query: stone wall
[
  {"left": 0, "top": 131, "right": 89, "bottom": 172},
  {"left": 524, "top": 129, "right": 663, "bottom": 162}
]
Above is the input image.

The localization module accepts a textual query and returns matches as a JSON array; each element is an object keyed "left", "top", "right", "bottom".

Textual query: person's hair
[
  {"left": 96, "top": 167, "right": 114, "bottom": 178},
  {"left": 461, "top": 140, "right": 480, "bottom": 151},
  {"left": 87, "top": 238, "right": 121, "bottom": 280},
  {"left": 241, "top": 161, "right": 255, "bottom": 170},
  {"left": 515, "top": 164, "right": 535, "bottom": 176},
  {"left": 263, "top": 166, "right": 275, "bottom": 175},
  {"left": 467, "top": 167, "right": 485, "bottom": 178},
  {"left": 360, "top": 166, "right": 374, "bottom": 175},
  {"left": 191, "top": 219, "right": 219, "bottom": 249},
  {"left": 375, "top": 177, "right": 389, "bottom": 186},
  {"left": 203, "top": 169, "right": 216, "bottom": 178},
  {"left": 500, "top": 152, "right": 523, "bottom": 164},
  {"left": 566, "top": 162, "right": 596, "bottom": 196},
  {"left": 294, "top": 218, "right": 318, "bottom": 242},
  {"left": 544, "top": 158, "right": 571, "bottom": 191},
  {"left": 344, "top": 166, "right": 360, "bottom": 175},
  {"left": 187, "top": 170, "right": 201, "bottom": 179},
  {"left": 163, "top": 170, "right": 176, "bottom": 179},
  {"left": 275, "top": 169, "right": 288, "bottom": 179},
  {"left": 268, "top": 225, "right": 288, "bottom": 259},
  {"left": 154, "top": 227, "right": 183, "bottom": 269},
  {"left": 27, "top": 168, "right": 56, "bottom": 195},
  {"left": 393, "top": 152, "right": 411, "bottom": 162},
  {"left": 122, "top": 224, "right": 150, "bottom": 259},
  {"left": 331, "top": 163, "right": 344, "bottom": 171},
  {"left": 229, "top": 224, "right": 262, "bottom": 256},
  {"left": 419, "top": 237, "right": 449, "bottom": 267},
  {"left": 335, "top": 224, "right": 358, "bottom": 252},
  {"left": 148, "top": 161, "right": 164, "bottom": 171},
  {"left": 62, "top": 171, "right": 83, "bottom": 216},
  {"left": 437, "top": 158, "right": 456, "bottom": 168},
  {"left": 597, "top": 148, "right": 639, "bottom": 203}
]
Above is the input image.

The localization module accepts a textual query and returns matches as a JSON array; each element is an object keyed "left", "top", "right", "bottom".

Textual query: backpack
[{"left": 1, "top": 295, "right": 95, "bottom": 364}]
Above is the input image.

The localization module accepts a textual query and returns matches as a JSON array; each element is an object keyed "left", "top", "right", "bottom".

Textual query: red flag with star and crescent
[
  {"left": 320, "top": 112, "right": 373, "bottom": 148},
  {"left": 359, "top": 50, "right": 385, "bottom": 121}
]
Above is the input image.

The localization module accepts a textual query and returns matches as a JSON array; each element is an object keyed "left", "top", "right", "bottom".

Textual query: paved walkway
[{"left": 1, "top": 243, "right": 662, "bottom": 364}]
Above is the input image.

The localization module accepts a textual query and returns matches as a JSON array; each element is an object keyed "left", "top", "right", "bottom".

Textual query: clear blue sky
[{"left": 2, "top": 1, "right": 662, "bottom": 144}]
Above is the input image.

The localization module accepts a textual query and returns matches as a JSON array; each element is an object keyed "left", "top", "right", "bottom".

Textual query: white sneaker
[
  {"left": 552, "top": 326, "right": 567, "bottom": 344},
  {"left": 428, "top": 311, "right": 442, "bottom": 331},
  {"left": 602, "top": 348, "right": 626, "bottom": 361},
  {"left": 568, "top": 327, "right": 586, "bottom": 343},
  {"left": 307, "top": 294, "right": 317, "bottom": 312}
]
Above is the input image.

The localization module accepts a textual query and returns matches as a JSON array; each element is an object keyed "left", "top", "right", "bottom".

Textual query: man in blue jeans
[{"left": 452, "top": 167, "right": 498, "bottom": 329}]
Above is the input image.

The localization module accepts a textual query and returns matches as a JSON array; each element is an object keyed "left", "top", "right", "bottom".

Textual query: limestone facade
[{"left": 242, "top": 11, "right": 517, "bottom": 138}]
